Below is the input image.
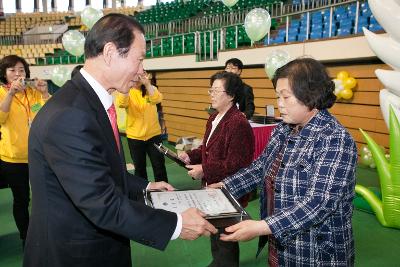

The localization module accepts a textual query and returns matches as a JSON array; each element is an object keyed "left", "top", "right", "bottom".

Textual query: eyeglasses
[
  {"left": 208, "top": 87, "right": 226, "bottom": 95},
  {"left": 225, "top": 66, "right": 239, "bottom": 71}
]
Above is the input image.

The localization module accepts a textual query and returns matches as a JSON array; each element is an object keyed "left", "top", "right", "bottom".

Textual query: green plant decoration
[{"left": 357, "top": 106, "right": 400, "bottom": 228}]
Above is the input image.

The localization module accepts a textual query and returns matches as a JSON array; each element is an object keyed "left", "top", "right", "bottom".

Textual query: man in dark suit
[
  {"left": 224, "top": 58, "right": 255, "bottom": 119},
  {"left": 23, "top": 14, "right": 217, "bottom": 267}
]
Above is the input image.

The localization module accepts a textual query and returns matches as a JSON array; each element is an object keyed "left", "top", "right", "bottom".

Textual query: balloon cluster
[
  {"left": 333, "top": 71, "right": 357, "bottom": 100},
  {"left": 360, "top": 144, "right": 390, "bottom": 168},
  {"left": 244, "top": 8, "right": 271, "bottom": 42},
  {"left": 264, "top": 49, "right": 291, "bottom": 80},
  {"left": 53, "top": 6, "right": 103, "bottom": 88}
]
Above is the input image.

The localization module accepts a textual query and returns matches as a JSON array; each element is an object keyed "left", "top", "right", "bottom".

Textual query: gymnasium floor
[{"left": 1, "top": 139, "right": 399, "bottom": 266}]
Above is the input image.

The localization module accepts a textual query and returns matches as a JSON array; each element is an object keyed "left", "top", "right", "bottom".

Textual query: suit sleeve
[{"left": 42, "top": 108, "right": 177, "bottom": 250}]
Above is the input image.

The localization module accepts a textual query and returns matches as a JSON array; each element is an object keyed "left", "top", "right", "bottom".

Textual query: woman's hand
[
  {"left": 8, "top": 77, "right": 25, "bottom": 96},
  {"left": 178, "top": 151, "right": 191, "bottom": 164},
  {"left": 220, "top": 220, "right": 271, "bottom": 242},
  {"left": 207, "top": 182, "right": 224, "bottom": 189},
  {"left": 186, "top": 164, "right": 204, "bottom": 180},
  {"left": 34, "top": 79, "right": 49, "bottom": 97},
  {"left": 138, "top": 71, "right": 152, "bottom": 88}
]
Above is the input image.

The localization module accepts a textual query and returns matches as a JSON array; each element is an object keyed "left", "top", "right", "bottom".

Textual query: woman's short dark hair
[
  {"left": 210, "top": 71, "right": 243, "bottom": 104},
  {"left": 0, "top": 55, "right": 30, "bottom": 84},
  {"left": 85, "top": 13, "right": 145, "bottom": 59},
  {"left": 272, "top": 58, "right": 336, "bottom": 110}
]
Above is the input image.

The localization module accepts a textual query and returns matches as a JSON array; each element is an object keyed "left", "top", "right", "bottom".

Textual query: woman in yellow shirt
[
  {"left": 116, "top": 72, "right": 168, "bottom": 182},
  {"left": 0, "top": 55, "right": 49, "bottom": 248}
]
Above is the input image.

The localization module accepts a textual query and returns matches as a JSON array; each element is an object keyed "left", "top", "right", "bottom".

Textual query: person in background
[
  {"left": 179, "top": 71, "right": 255, "bottom": 267},
  {"left": 210, "top": 58, "right": 357, "bottom": 266},
  {"left": 23, "top": 14, "right": 216, "bottom": 267},
  {"left": 116, "top": 71, "right": 168, "bottom": 182},
  {"left": 224, "top": 58, "right": 255, "bottom": 119},
  {"left": 0, "top": 55, "right": 49, "bottom": 248}
]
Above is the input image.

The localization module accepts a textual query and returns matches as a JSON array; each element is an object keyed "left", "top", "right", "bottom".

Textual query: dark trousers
[
  {"left": 127, "top": 135, "right": 168, "bottom": 182},
  {"left": 209, "top": 231, "right": 239, "bottom": 267},
  {"left": 0, "top": 160, "right": 30, "bottom": 240}
]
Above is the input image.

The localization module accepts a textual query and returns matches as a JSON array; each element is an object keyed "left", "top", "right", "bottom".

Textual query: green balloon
[
  {"left": 51, "top": 66, "right": 72, "bottom": 87},
  {"left": 244, "top": 8, "right": 271, "bottom": 42}
]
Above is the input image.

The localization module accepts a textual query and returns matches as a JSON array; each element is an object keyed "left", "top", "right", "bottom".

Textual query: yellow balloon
[
  {"left": 343, "top": 77, "right": 357, "bottom": 90},
  {"left": 337, "top": 71, "right": 349, "bottom": 81},
  {"left": 340, "top": 88, "right": 353, "bottom": 100}
]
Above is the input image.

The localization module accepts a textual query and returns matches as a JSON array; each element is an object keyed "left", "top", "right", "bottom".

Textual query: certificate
[{"left": 144, "top": 188, "right": 251, "bottom": 227}]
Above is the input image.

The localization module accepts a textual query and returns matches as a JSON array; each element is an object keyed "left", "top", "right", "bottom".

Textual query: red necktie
[{"left": 107, "top": 103, "right": 120, "bottom": 152}]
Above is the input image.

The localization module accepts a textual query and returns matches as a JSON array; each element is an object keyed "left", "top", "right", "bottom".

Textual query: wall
[{"left": 157, "top": 63, "right": 390, "bottom": 154}]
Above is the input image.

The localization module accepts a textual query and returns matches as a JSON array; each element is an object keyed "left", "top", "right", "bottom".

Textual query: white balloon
[
  {"left": 221, "top": 0, "right": 239, "bottom": 8},
  {"left": 81, "top": 6, "right": 103, "bottom": 29},
  {"left": 264, "top": 49, "right": 290, "bottom": 79},
  {"left": 379, "top": 89, "right": 400, "bottom": 129},
  {"left": 363, "top": 27, "right": 400, "bottom": 71},
  {"left": 375, "top": 69, "right": 400, "bottom": 97},
  {"left": 244, "top": 8, "right": 271, "bottom": 42},
  {"left": 368, "top": 0, "right": 400, "bottom": 42},
  {"left": 62, "top": 30, "right": 85, "bottom": 57}
]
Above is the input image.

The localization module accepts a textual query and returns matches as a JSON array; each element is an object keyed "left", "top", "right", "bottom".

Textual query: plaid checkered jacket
[{"left": 224, "top": 110, "right": 357, "bottom": 266}]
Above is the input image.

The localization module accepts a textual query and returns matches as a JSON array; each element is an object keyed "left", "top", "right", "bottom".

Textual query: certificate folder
[
  {"left": 144, "top": 187, "right": 250, "bottom": 227},
  {"left": 154, "top": 143, "right": 190, "bottom": 170}
]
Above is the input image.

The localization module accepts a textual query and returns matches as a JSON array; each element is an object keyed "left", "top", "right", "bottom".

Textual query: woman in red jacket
[{"left": 179, "top": 71, "right": 254, "bottom": 267}]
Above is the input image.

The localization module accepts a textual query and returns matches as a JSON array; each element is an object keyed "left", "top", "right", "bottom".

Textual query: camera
[{"left": 22, "top": 78, "right": 35, "bottom": 87}]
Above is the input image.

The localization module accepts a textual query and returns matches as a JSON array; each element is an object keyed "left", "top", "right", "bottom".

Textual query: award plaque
[{"left": 144, "top": 187, "right": 250, "bottom": 227}]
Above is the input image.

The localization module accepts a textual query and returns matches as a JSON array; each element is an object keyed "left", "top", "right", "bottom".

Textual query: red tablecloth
[{"left": 251, "top": 123, "right": 277, "bottom": 160}]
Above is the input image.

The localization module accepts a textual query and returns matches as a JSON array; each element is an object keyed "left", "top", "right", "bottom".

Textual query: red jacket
[{"left": 187, "top": 106, "right": 254, "bottom": 205}]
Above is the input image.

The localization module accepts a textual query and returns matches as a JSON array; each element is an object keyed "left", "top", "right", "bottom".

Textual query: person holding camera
[
  {"left": 116, "top": 71, "right": 168, "bottom": 182},
  {"left": 0, "top": 55, "right": 49, "bottom": 249}
]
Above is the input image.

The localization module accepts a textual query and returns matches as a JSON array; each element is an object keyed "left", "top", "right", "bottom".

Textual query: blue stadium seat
[
  {"left": 311, "top": 24, "right": 323, "bottom": 32},
  {"left": 288, "top": 27, "right": 299, "bottom": 35},
  {"left": 369, "top": 23, "right": 383, "bottom": 32},
  {"left": 287, "top": 35, "right": 297, "bottom": 42},
  {"left": 270, "top": 36, "right": 285, "bottom": 44},
  {"left": 339, "top": 18, "right": 353, "bottom": 29},
  {"left": 336, "top": 27, "right": 352, "bottom": 36},
  {"left": 297, "top": 34, "right": 307, "bottom": 41},
  {"left": 310, "top": 30, "right": 322, "bottom": 40}
]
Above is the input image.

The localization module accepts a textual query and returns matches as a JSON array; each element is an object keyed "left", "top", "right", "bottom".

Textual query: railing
[
  {"left": 145, "top": 0, "right": 367, "bottom": 62},
  {"left": 0, "top": 0, "right": 370, "bottom": 65}
]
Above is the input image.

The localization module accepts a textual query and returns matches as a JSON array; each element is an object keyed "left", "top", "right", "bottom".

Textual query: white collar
[{"left": 80, "top": 68, "right": 113, "bottom": 111}]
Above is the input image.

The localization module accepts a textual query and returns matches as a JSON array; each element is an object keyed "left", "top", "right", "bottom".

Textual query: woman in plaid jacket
[{"left": 211, "top": 58, "right": 357, "bottom": 266}]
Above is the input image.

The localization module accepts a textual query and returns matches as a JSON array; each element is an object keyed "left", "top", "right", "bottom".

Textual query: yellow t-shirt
[
  {"left": 0, "top": 85, "right": 48, "bottom": 163},
  {"left": 116, "top": 87, "right": 162, "bottom": 141}
]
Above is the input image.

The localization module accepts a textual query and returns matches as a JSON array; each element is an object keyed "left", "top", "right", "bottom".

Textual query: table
[{"left": 250, "top": 122, "right": 277, "bottom": 160}]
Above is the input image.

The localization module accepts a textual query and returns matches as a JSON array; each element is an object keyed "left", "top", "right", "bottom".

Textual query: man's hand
[
  {"left": 148, "top": 181, "right": 175, "bottom": 191},
  {"left": 179, "top": 208, "right": 217, "bottom": 240},
  {"left": 186, "top": 164, "right": 204, "bottom": 180},
  {"left": 220, "top": 220, "right": 271, "bottom": 242}
]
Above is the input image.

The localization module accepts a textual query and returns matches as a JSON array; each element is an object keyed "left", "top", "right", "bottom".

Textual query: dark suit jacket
[
  {"left": 187, "top": 106, "right": 254, "bottom": 186},
  {"left": 237, "top": 83, "right": 255, "bottom": 120},
  {"left": 24, "top": 73, "right": 177, "bottom": 267}
]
